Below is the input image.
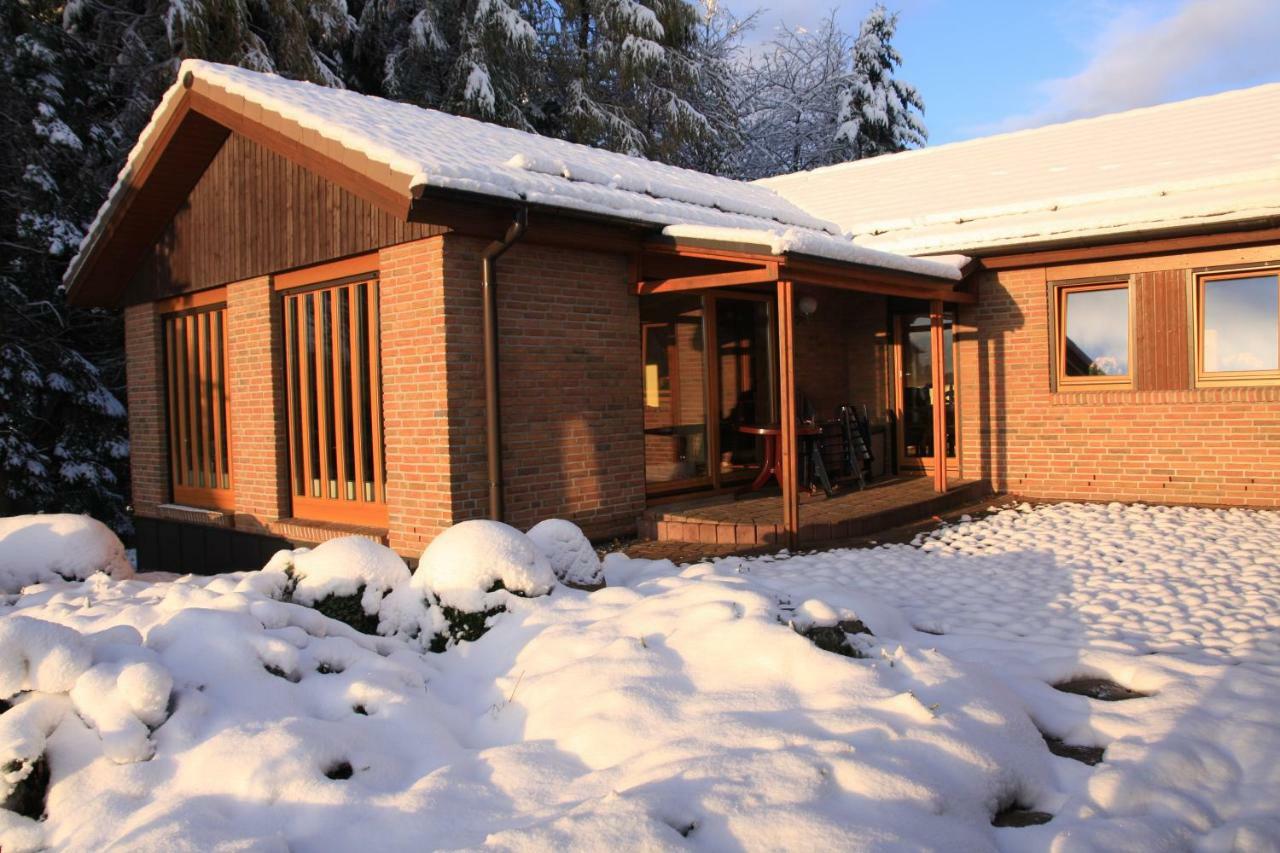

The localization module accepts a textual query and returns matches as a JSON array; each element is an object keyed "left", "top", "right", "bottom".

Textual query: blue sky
[{"left": 724, "top": 0, "right": 1280, "bottom": 145}]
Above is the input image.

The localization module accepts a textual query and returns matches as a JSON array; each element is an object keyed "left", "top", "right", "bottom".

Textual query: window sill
[
  {"left": 153, "top": 503, "right": 234, "bottom": 527},
  {"left": 268, "top": 517, "right": 388, "bottom": 547}
]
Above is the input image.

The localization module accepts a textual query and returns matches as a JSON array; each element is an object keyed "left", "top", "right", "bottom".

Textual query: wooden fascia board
[
  {"left": 186, "top": 86, "right": 414, "bottom": 221},
  {"left": 781, "top": 257, "right": 975, "bottom": 304},
  {"left": 637, "top": 262, "right": 779, "bottom": 295},
  {"left": 977, "top": 222, "right": 1280, "bottom": 270}
]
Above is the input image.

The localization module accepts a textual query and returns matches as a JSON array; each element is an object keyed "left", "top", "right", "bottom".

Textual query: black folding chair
[{"left": 839, "top": 404, "right": 873, "bottom": 490}]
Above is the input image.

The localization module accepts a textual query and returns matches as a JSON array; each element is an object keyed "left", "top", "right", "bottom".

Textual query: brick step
[{"left": 638, "top": 479, "right": 992, "bottom": 548}]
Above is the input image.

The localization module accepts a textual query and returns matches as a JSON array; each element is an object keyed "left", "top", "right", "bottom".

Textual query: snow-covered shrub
[
  {"left": 0, "top": 617, "right": 92, "bottom": 699},
  {"left": 527, "top": 519, "right": 604, "bottom": 589},
  {"left": 266, "top": 537, "right": 411, "bottom": 635},
  {"left": 413, "top": 520, "right": 555, "bottom": 649},
  {"left": 0, "top": 514, "right": 133, "bottom": 593},
  {"left": 788, "top": 599, "right": 872, "bottom": 659},
  {"left": 0, "top": 697, "right": 59, "bottom": 822}
]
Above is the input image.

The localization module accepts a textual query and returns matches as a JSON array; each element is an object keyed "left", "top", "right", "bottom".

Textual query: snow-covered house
[{"left": 64, "top": 62, "right": 1280, "bottom": 570}]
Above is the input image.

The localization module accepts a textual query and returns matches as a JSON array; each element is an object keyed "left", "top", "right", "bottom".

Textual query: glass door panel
[
  {"left": 642, "top": 294, "right": 709, "bottom": 488},
  {"left": 715, "top": 297, "right": 774, "bottom": 480},
  {"left": 898, "top": 313, "right": 955, "bottom": 465}
]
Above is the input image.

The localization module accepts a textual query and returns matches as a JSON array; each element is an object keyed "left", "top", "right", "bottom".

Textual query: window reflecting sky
[
  {"left": 1064, "top": 287, "right": 1128, "bottom": 376},
  {"left": 1203, "top": 276, "right": 1279, "bottom": 373}
]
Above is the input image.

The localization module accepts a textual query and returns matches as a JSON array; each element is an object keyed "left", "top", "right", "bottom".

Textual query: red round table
[{"left": 737, "top": 423, "right": 821, "bottom": 491}]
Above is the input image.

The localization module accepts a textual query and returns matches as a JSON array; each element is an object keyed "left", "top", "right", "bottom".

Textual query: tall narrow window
[
  {"left": 162, "top": 302, "right": 232, "bottom": 509},
  {"left": 282, "top": 274, "right": 386, "bottom": 526},
  {"left": 1196, "top": 271, "right": 1280, "bottom": 385},
  {"left": 1056, "top": 282, "right": 1131, "bottom": 389}
]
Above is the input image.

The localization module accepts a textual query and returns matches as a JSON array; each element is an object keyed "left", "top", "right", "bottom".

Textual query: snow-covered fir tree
[
  {"left": 0, "top": 2, "right": 130, "bottom": 527},
  {"left": 834, "top": 4, "right": 926, "bottom": 160},
  {"left": 540, "top": 0, "right": 720, "bottom": 164},
  {"left": 355, "top": 0, "right": 539, "bottom": 129}
]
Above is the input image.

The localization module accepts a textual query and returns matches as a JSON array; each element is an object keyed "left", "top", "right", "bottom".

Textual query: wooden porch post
[
  {"left": 929, "top": 299, "right": 949, "bottom": 493},
  {"left": 777, "top": 280, "right": 800, "bottom": 548}
]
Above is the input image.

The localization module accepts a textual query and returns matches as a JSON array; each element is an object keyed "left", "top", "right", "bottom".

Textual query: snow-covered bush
[
  {"left": 266, "top": 537, "right": 411, "bottom": 635},
  {"left": 413, "top": 520, "right": 555, "bottom": 648},
  {"left": 0, "top": 514, "right": 133, "bottom": 593},
  {"left": 0, "top": 616, "right": 173, "bottom": 842},
  {"left": 788, "top": 598, "right": 872, "bottom": 658},
  {"left": 527, "top": 519, "right": 604, "bottom": 589}
]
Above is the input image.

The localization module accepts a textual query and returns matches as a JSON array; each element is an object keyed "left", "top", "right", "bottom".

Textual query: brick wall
[
  {"left": 379, "top": 236, "right": 454, "bottom": 556},
  {"left": 792, "top": 289, "right": 889, "bottom": 421},
  {"left": 226, "top": 276, "right": 290, "bottom": 530},
  {"left": 123, "top": 303, "right": 168, "bottom": 515},
  {"left": 957, "top": 255, "right": 1280, "bottom": 507},
  {"left": 441, "top": 235, "right": 645, "bottom": 540}
]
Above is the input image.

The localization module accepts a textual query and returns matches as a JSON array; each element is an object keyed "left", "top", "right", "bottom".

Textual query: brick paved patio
[{"left": 637, "top": 476, "right": 991, "bottom": 549}]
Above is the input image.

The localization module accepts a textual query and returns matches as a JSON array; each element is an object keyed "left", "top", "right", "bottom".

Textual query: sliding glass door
[
  {"left": 642, "top": 292, "right": 775, "bottom": 494},
  {"left": 895, "top": 312, "right": 956, "bottom": 472}
]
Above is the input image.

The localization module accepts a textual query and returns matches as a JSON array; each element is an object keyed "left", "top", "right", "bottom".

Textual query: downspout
[{"left": 481, "top": 207, "right": 528, "bottom": 521}]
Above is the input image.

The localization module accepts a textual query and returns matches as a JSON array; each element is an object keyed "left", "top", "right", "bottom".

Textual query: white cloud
[{"left": 992, "top": 0, "right": 1280, "bottom": 132}]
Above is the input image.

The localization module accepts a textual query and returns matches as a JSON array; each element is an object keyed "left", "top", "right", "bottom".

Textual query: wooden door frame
[{"left": 892, "top": 310, "right": 960, "bottom": 478}]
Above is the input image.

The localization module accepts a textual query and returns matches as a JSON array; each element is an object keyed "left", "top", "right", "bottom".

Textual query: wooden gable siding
[
  {"left": 127, "top": 133, "right": 443, "bottom": 304},
  {"left": 1133, "top": 269, "right": 1191, "bottom": 391}
]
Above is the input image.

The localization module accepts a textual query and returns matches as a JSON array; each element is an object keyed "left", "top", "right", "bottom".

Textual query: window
[
  {"left": 281, "top": 270, "right": 386, "bottom": 526},
  {"left": 162, "top": 299, "right": 232, "bottom": 510},
  {"left": 1196, "top": 270, "right": 1280, "bottom": 385},
  {"left": 1055, "top": 282, "right": 1131, "bottom": 389}
]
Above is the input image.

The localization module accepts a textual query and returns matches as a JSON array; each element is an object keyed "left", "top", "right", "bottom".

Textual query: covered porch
[
  {"left": 635, "top": 234, "right": 978, "bottom": 549},
  {"left": 639, "top": 475, "right": 990, "bottom": 549}
]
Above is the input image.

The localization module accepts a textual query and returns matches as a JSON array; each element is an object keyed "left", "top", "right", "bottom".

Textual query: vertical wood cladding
[
  {"left": 1133, "top": 269, "right": 1191, "bottom": 391},
  {"left": 128, "top": 133, "right": 441, "bottom": 302}
]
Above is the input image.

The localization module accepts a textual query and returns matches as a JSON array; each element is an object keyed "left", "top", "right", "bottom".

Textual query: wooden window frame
[
  {"left": 278, "top": 255, "right": 387, "bottom": 528},
  {"left": 1193, "top": 267, "right": 1280, "bottom": 387},
  {"left": 1053, "top": 280, "right": 1133, "bottom": 391},
  {"left": 158, "top": 289, "right": 234, "bottom": 511}
]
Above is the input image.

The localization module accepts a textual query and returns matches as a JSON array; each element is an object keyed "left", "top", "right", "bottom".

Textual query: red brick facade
[
  {"left": 123, "top": 303, "right": 167, "bottom": 517},
  {"left": 225, "top": 276, "right": 291, "bottom": 531},
  {"left": 380, "top": 236, "right": 454, "bottom": 555},
  {"left": 122, "top": 212, "right": 1280, "bottom": 569},
  {"left": 440, "top": 236, "right": 645, "bottom": 541},
  {"left": 956, "top": 246, "right": 1280, "bottom": 508}
]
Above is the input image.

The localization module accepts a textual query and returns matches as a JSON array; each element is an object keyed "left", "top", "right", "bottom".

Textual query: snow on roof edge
[
  {"left": 660, "top": 225, "right": 966, "bottom": 281},
  {"left": 68, "top": 61, "right": 962, "bottom": 297},
  {"left": 755, "top": 81, "right": 1280, "bottom": 189}
]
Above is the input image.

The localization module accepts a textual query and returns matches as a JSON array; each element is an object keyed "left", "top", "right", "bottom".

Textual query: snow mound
[
  {"left": 527, "top": 519, "right": 603, "bottom": 588},
  {"left": 0, "top": 617, "right": 92, "bottom": 698},
  {"left": 413, "top": 520, "right": 555, "bottom": 612},
  {"left": 0, "top": 514, "right": 132, "bottom": 593},
  {"left": 270, "top": 537, "right": 411, "bottom": 615}
]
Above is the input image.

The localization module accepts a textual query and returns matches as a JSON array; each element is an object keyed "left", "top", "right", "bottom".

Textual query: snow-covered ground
[{"left": 2, "top": 502, "right": 1278, "bottom": 851}]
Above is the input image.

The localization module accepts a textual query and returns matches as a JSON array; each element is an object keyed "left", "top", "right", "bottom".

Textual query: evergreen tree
[
  {"left": 834, "top": 4, "right": 925, "bottom": 159},
  {"left": 0, "top": 1, "right": 130, "bottom": 527},
  {"left": 356, "top": 0, "right": 539, "bottom": 129},
  {"left": 541, "top": 0, "right": 717, "bottom": 163}
]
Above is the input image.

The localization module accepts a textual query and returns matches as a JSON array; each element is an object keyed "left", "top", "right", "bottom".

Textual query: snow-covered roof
[
  {"left": 64, "top": 60, "right": 964, "bottom": 295},
  {"left": 757, "top": 83, "right": 1280, "bottom": 257}
]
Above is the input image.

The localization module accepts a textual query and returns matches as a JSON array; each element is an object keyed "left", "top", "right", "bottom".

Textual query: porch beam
[
  {"left": 637, "top": 263, "right": 779, "bottom": 295},
  {"left": 788, "top": 267, "right": 975, "bottom": 304},
  {"left": 777, "top": 279, "right": 800, "bottom": 549},
  {"left": 929, "top": 300, "right": 949, "bottom": 494}
]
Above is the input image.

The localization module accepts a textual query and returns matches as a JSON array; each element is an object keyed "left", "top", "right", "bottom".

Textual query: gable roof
[
  {"left": 64, "top": 61, "right": 963, "bottom": 305},
  {"left": 757, "top": 83, "right": 1280, "bottom": 257}
]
